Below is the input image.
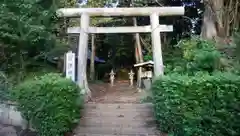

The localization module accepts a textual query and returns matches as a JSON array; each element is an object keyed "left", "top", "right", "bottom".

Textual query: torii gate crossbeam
[{"left": 57, "top": 7, "right": 184, "bottom": 17}]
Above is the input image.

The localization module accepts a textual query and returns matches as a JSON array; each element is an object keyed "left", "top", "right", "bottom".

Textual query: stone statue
[
  {"left": 128, "top": 70, "right": 135, "bottom": 87},
  {"left": 109, "top": 69, "right": 115, "bottom": 86}
]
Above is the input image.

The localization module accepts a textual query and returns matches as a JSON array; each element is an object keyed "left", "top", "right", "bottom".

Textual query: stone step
[
  {"left": 78, "top": 119, "right": 156, "bottom": 128},
  {"left": 84, "top": 103, "right": 153, "bottom": 110},
  {"left": 82, "top": 110, "right": 154, "bottom": 118},
  {"left": 74, "top": 126, "right": 159, "bottom": 135},
  {"left": 109, "top": 84, "right": 131, "bottom": 87},
  {"left": 111, "top": 83, "right": 133, "bottom": 86},
  {"left": 75, "top": 134, "right": 159, "bottom": 136},
  {"left": 83, "top": 108, "right": 153, "bottom": 114},
  {"left": 108, "top": 86, "right": 133, "bottom": 89},
  {"left": 80, "top": 116, "right": 155, "bottom": 122},
  {"left": 92, "top": 101, "right": 142, "bottom": 104},
  {"left": 75, "top": 103, "right": 159, "bottom": 136}
]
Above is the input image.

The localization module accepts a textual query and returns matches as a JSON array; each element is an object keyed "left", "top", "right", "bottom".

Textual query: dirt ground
[{"left": 88, "top": 80, "right": 147, "bottom": 103}]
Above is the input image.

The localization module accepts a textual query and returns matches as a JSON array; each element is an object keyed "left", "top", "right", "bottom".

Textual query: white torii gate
[{"left": 57, "top": 7, "right": 185, "bottom": 90}]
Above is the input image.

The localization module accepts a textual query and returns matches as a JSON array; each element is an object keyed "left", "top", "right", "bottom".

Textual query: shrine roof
[
  {"left": 87, "top": 50, "right": 105, "bottom": 63},
  {"left": 134, "top": 61, "right": 154, "bottom": 67}
]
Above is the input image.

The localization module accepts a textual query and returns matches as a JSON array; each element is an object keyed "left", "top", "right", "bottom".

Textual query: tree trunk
[
  {"left": 90, "top": 34, "right": 95, "bottom": 81},
  {"left": 131, "top": 0, "right": 143, "bottom": 89},
  {"left": 135, "top": 42, "right": 139, "bottom": 63},
  {"left": 133, "top": 18, "right": 144, "bottom": 88},
  {"left": 201, "top": 0, "right": 218, "bottom": 40},
  {"left": 201, "top": 0, "right": 224, "bottom": 40},
  {"left": 224, "top": 0, "right": 233, "bottom": 37},
  {"left": 212, "top": 0, "right": 224, "bottom": 37},
  {"left": 133, "top": 17, "right": 144, "bottom": 63},
  {"left": 233, "top": 1, "right": 239, "bottom": 30}
]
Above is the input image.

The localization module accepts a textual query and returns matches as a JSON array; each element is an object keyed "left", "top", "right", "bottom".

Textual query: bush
[
  {"left": 169, "top": 37, "right": 222, "bottom": 74},
  {"left": 12, "top": 73, "right": 83, "bottom": 136},
  {"left": 152, "top": 72, "right": 240, "bottom": 136}
]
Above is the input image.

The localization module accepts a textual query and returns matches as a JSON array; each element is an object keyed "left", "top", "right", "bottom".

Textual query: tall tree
[
  {"left": 0, "top": 0, "right": 56, "bottom": 74},
  {"left": 201, "top": 0, "right": 223, "bottom": 40},
  {"left": 201, "top": 0, "right": 240, "bottom": 41},
  {"left": 0, "top": 0, "right": 77, "bottom": 79}
]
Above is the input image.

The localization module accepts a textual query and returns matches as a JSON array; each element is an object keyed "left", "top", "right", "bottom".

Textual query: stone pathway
[
  {"left": 74, "top": 103, "right": 161, "bottom": 136},
  {"left": 0, "top": 125, "right": 17, "bottom": 136},
  {"left": 88, "top": 82, "right": 146, "bottom": 103},
  {"left": 74, "top": 82, "right": 162, "bottom": 136}
]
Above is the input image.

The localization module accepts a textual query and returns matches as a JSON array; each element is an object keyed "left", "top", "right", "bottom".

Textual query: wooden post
[
  {"left": 65, "top": 51, "right": 76, "bottom": 82},
  {"left": 90, "top": 34, "right": 95, "bottom": 81},
  {"left": 67, "top": 25, "right": 173, "bottom": 34},
  {"left": 77, "top": 13, "right": 90, "bottom": 90},
  {"left": 150, "top": 13, "right": 164, "bottom": 77}
]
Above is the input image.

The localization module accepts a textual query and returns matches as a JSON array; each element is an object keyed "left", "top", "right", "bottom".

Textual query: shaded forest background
[{"left": 0, "top": 0, "right": 240, "bottom": 84}]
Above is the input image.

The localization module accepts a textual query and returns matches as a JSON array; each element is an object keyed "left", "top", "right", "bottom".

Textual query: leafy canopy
[{"left": 0, "top": 0, "right": 76, "bottom": 73}]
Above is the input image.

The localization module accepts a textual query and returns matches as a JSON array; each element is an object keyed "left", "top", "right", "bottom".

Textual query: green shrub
[
  {"left": 12, "top": 73, "right": 83, "bottom": 136},
  {"left": 152, "top": 72, "right": 240, "bottom": 136},
  {"left": 144, "top": 54, "right": 153, "bottom": 61},
  {"left": 172, "top": 37, "right": 221, "bottom": 74}
]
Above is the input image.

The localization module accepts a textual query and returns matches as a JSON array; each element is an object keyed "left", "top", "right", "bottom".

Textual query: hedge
[
  {"left": 12, "top": 73, "right": 83, "bottom": 136},
  {"left": 152, "top": 72, "right": 240, "bottom": 136}
]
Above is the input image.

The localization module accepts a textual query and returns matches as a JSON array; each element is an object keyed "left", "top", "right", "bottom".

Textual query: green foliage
[
  {"left": 0, "top": 0, "right": 56, "bottom": 71},
  {"left": 181, "top": 37, "right": 221, "bottom": 72},
  {"left": 100, "top": 33, "right": 135, "bottom": 67},
  {"left": 163, "top": 46, "right": 186, "bottom": 74},
  {"left": 84, "top": 0, "right": 109, "bottom": 7},
  {"left": 166, "top": 37, "right": 221, "bottom": 74},
  {"left": 0, "top": 71, "right": 10, "bottom": 101},
  {"left": 12, "top": 73, "right": 83, "bottom": 136},
  {"left": 0, "top": 0, "right": 76, "bottom": 76},
  {"left": 143, "top": 54, "right": 152, "bottom": 61},
  {"left": 152, "top": 72, "right": 240, "bottom": 136}
]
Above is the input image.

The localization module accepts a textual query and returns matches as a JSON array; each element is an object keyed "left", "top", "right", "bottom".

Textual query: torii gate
[{"left": 57, "top": 7, "right": 185, "bottom": 90}]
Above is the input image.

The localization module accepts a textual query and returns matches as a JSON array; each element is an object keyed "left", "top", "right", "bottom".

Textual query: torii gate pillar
[
  {"left": 77, "top": 13, "right": 89, "bottom": 89},
  {"left": 150, "top": 13, "right": 163, "bottom": 76}
]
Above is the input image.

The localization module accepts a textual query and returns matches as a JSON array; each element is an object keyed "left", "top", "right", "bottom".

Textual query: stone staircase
[{"left": 74, "top": 103, "right": 161, "bottom": 136}]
